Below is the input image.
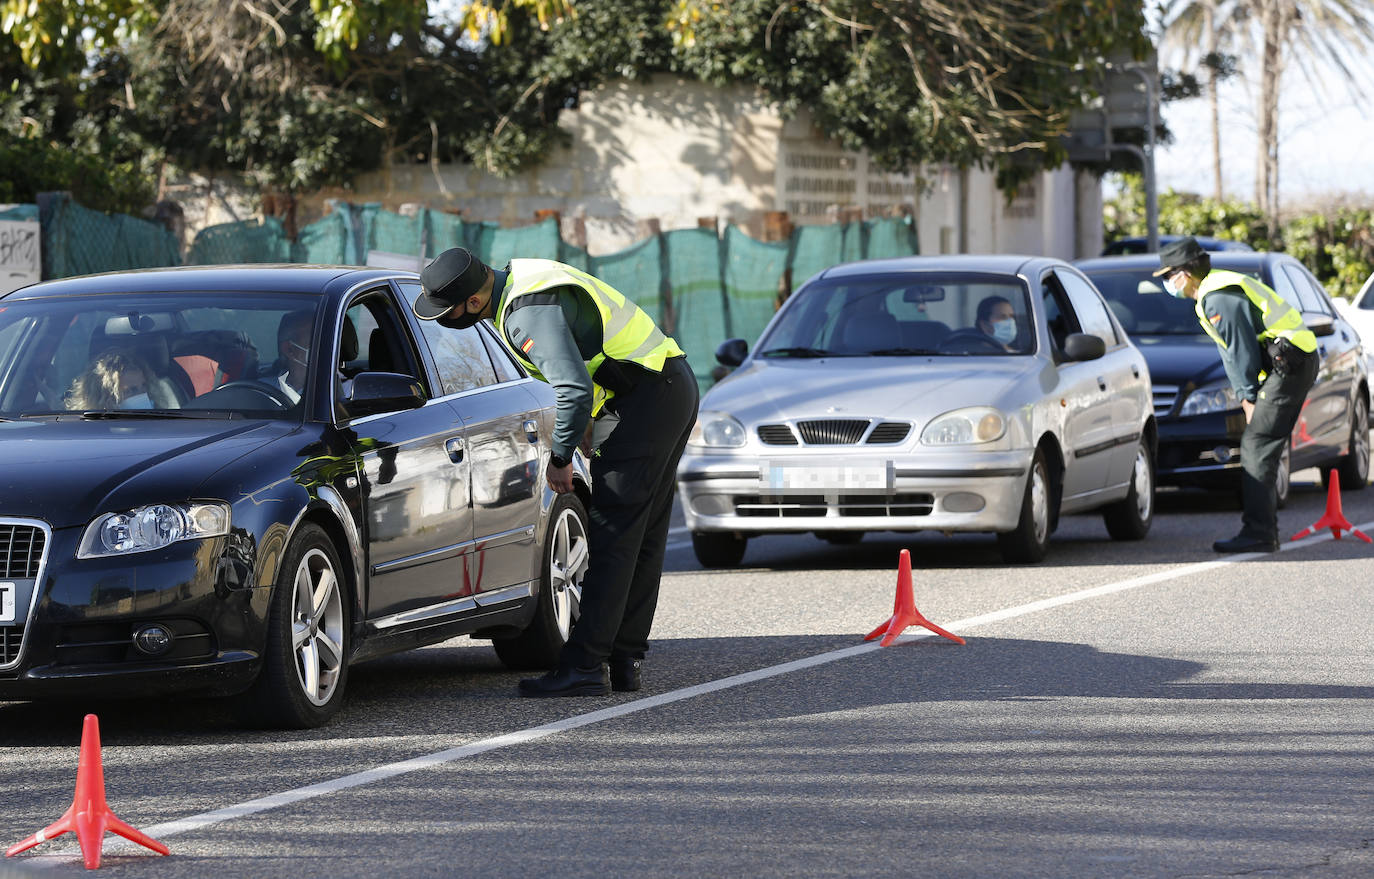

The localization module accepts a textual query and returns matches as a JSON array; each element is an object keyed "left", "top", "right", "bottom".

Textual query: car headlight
[
  {"left": 1179, "top": 384, "right": 1239, "bottom": 417},
  {"left": 78, "top": 502, "right": 231, "bottom": 558},
  {"left": 920, "top": 407, "right": 1007, "bottom": 445},
  {"left": 688, "top": 412, "right": 747, "bottom": 448}
]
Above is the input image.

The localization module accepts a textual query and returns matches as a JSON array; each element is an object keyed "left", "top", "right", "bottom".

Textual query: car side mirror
[
  {"left": 1063, "top": 332, "right": 1106, "bottom": 362},
  {"left": 716, "top": 338, "right": 748, "bottom": 367},
  {"left": 343, "top": 371, "right": 426, "bottom": 417},
  {"left": 1308, "top": 316, "right": 1336, "bottom": 337}
]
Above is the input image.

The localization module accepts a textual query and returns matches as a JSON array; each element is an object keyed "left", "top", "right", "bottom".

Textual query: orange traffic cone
[
  {"left": 1291, "top": 469, "right": 1372, "bottom": 543},
  {"left": 6, "top": 714, "right": 169, "bottom": 870},
  {"left": 863, "top": 549, "right": 965, "bottom": 647}
]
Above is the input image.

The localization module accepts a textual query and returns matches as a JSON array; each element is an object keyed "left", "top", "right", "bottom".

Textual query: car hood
[
  {"left": 1129, "top": 334, "right": 1226, "bottom": 387},
  {"left": 703, "top": 357, "right": 1042, "bottom": 423},
  {"left": 0, "top": 418, "right": 294, "bottom": 529}
]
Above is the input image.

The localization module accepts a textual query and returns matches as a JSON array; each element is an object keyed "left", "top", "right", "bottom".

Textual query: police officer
[
  {"left": 412, "top": 247, "right": 698, "bottom": 696},
  {"left": 1155, "top": 236, "right": 1319, "bottom": 552}
]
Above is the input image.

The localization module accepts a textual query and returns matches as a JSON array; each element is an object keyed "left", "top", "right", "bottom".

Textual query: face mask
[
  {"left": 991, "top": 319, "right": 1016, "bottom": 345},
  {"left": 438, "top": 308, "right": 483, "bottom": 331},
  {"left": 1163, "top": 275, "right": 1187, "bottom": 298},
  {"left": 287, "top": 341, "right": 310, "bottom": 368},
  {"left": 118, "top": 392, "right": 153, "bottom": 410}
]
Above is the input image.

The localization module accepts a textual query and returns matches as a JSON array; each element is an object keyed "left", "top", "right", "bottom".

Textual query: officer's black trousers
[
  {"left": 561, "top": 356, "right": 699, "bottom": 670},
  {"left": 1239, "top": 353, "right": 1318, "bottom": 542}
]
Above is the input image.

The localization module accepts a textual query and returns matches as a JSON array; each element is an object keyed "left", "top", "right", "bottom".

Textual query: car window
[
  {"left": 395, "top": 280, "right": 502, "bottom": 394},
  {"left": 1053, "top": 269, "right": 1118, "bottom": 347},
  {"left": 477, "top": 323, "right": 525, "bottom": 382},
  {"left": 1282, "top": 264, "right": 1332, "bottom": 317},
  {"left": 755, "top": 272, "right": 1033, "bottom": 357},
  {"left": 1268, "top": 265, "right": 1305, "bottom": 314},
  {"left": 340, "top": 289, "right": 428, "bottom": 389},
  {"left": 0, "top": 292, "right": 322, "bottom": 417},
  {"left": 1041, "top": 276, "right": 1073, "bottom": 352}
]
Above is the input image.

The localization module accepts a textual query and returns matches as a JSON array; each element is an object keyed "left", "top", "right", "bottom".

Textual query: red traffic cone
[
  {"left": 863, "top": 549, "right": 965, "bottom": 647},
  {"left": 6, "top": 714, "right": 169, "bottom": 870},
  {"left": 1291, "top": 469, "right": 1372, "bottom": 543}
]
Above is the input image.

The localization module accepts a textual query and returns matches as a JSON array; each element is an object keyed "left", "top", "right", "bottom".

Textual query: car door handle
[
  {"left": 1097, "top": 376, "right": 1108, "bottom": 391},
  {"left": 523, "top": 419, "right": 539, "bottom": 443},
  {"left": 445, "top": 437, "right": 465, "bottom": 463},
  {"left": 1131, "top": 364, "right": 1140, "bottom": 378}
]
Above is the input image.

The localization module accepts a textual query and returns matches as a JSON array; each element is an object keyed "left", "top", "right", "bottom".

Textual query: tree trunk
[
  {"left": 1255, "top": 0, "right": 1285, "bottom": 233},
  {"left": 1205, "top": 3, "right": 1223, "bottom": 201}
]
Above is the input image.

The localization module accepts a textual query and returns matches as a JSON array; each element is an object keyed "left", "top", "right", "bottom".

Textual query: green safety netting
[
  {"left": 723, "top": 225, "right": 787, "bottom": 345},
  {"left": 0, "top": 204, "right": 38, "bottom": 221},
  {"left": 789, "top": 223, "right": 845, "bottom": 290},
  {"left": 188, "top": 217, "right": 291, "bottom": 265},
  {"left": 475, "top": 217, "right": 561, "bottom": 268},
  {"left": 361, "top": 204, "right": 424, "bottom": 262},
  {"left": 588, "top": 236, "right": 662, "bottom": 322},
  {"left": 864, "top": 216, "right": 919, "bottom": 260},
  {"left": 840, "top": 220, "right": 864, "bottom": 264},
  {"left": 663, "top": 227, "right": 727, "bottom": 390},
  {"left": 291, "top": 209, "right": 352, "bottom": 264},
  {"left": 425, "top": 209, "right": 466, "bottom": 258},
  {"left": 44, "top": 194, "right": 181, "bottom": 278},
  {"left": 557, "top": 240, "right": 591, "bottom": 272}
]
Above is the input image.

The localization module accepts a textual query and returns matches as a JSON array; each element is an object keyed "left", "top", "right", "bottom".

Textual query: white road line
[{"left": 24, "top": 520, "right": 1368, "bottom": 867}]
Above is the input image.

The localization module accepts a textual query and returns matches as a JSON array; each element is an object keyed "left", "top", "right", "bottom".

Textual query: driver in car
[
  {"left": 974, "top": 295, "right": 1018, "bottom": 351},
  {"left": 261, "top": 310, "right": 313, "bottom": 405}
]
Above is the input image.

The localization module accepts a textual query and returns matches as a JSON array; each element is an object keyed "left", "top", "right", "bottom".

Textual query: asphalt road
[{"left": 2, "top": 467, "right": 1372, "bottom": 878}]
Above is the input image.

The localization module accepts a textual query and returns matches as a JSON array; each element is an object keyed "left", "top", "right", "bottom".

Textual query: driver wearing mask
[
  {"left": 975, "top": 295, "right": 1018, "bottom": 351},
  {"left": 263, "top": 310, "right": 314, "bottom": 405}
]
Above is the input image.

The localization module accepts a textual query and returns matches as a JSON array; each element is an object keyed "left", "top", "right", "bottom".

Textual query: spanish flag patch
[
  {"left": 521, "top": 337, "right": 535, "bottom": 353},
  {"left": 1209, "top": 313, "right": 1222, "bottom": 325}
]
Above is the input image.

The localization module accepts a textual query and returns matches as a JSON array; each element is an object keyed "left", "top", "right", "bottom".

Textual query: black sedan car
[
  {"left": 1076, "top": 253, "right": 1369, "bottom": 503},
  {"left": 0, "top": 266, "right": 590, "bottom": 727}
]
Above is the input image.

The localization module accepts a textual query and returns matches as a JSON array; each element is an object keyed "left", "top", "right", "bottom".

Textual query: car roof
[
  {"left": 817, "top": 254, "right": 1061, "bottom": 281},
  {"left": 1102, "top": 235, "right": 1254, "bottom": 255},
  {"left": 2, "top": 265, "right": 417, "bottom": 301},
  {"left": 1074, "top": 252, "right": 1288, "bottom": 274}
]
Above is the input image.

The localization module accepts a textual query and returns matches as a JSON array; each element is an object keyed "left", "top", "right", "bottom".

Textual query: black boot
[
  {"left": 518, "top": 663, "right": 609, "bottom": 697},
  {"left": 610, "top": 658, "right": 643, "bottom": 693}
]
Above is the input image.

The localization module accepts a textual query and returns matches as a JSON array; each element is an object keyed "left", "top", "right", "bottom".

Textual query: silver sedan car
[{"left": 678, "top": 255, "right": 1156, "bottom": 565}]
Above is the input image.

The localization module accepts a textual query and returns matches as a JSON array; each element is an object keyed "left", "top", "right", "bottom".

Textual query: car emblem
[{"left": 826, "top": 406, "right": 844, "bottom": 413}]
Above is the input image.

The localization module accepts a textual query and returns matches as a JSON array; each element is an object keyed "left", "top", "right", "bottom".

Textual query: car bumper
[
  {"left": 677, "top": 449, "right": 1032, "bottom": 534},
  {"left": 1155, "top": 411, "right": 1246, "bottom": 488},
  {"left": 0, "top": 528, "right": 268, "bottom": 700}
]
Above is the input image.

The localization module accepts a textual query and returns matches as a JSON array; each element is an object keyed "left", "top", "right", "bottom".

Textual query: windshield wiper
[
  {"left": 759, "top": 347, "right": 838, "bottom": 358},
  {"left": 77, "top": 409, "right": 236, "bottom": 420},
  {"left": 866, "top": 347, "right": 938, "bottom": 356}
]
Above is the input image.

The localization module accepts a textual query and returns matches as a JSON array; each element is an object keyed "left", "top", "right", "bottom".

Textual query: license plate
[
  {"left": 760, "top": 462, "right": 891, "bottom": 492},
  {"left": 0, "top": 582, "right": 13, "bottom": 624}
]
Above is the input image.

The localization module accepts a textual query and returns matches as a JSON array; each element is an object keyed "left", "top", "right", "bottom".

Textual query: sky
[{"left": 1152, "top": 40, "right": 1374, "bottom": 207}]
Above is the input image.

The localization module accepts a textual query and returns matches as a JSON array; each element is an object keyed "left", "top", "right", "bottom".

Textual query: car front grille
[
  {"left": 54, "top": 619, "right": 216, "bottom": 666},
  {"left": 1153, "top": 384, "right": 1179, "bottom": 417},
  {"left": 866, "top": 422, "right": 912, "bottom": 444},
  {"left": 0, "top": 626, "right": 21, "bottom": 666},
  {"left": 732, "top": 493, "right": 934, "bottom": 518},
  {"left": 0, "top": 524, "right": 44, "bottom": 578},
  {"left": 797, "top": 419, "right": 870, "bottom": 444},
  {"left": 757, "top": 424, "right": 799, "bottom": 445}
]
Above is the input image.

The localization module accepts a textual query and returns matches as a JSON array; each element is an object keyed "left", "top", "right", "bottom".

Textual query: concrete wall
[{"left": 196, "top": 75, "right": 1103, "bottom": 261}]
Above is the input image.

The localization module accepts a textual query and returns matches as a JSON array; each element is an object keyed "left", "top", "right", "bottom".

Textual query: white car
[
  {"left": 1332, "top": 271, "right": 1374, "bottom": 413},
  {"left": 677, "top": 255, "right": 1156, "bottom": 566}
]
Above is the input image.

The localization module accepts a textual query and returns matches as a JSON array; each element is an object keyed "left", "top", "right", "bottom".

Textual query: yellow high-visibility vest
[
  {"left": 494, "top": 258, "right": 685, "bottom": 416},
  {"left": 1194, "top": 269, "right": 1317, "bottom": 354}
]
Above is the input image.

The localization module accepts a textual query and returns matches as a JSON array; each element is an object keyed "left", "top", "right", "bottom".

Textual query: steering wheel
[
  {"left": 938, "top": 330, "right": 1009, "bottom": 354},
  {"left": 207, "top": 380, "right": 294, "bottom": 409}
]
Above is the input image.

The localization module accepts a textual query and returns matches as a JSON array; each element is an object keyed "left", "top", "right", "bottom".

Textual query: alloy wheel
[{"left": 290, "top": 548, "right": 344, "bottom": 707}]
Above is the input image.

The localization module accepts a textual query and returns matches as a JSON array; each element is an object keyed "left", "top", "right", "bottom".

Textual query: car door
[
  {"left": 1274, "top": 261, "right": 1355, "bottom": 456},
  {"left": 1053, "top": 267, "right": 1150, "bottom": 492},
  {"left": 336, "top": 287, "right": 475, "bottom": 624},
  {"left": 1041, "top": 272, "right": 1116, "bottom": 504},
  {"left": 400, "top": 280, "right": 543, "bottom": 598}
]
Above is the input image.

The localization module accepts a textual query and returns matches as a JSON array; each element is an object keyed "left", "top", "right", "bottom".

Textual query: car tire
[
  {"left": 818, "top": 531, "right": 864, "bottom": 545},
  {"left": 1102, "top": 438, "right": 1154, "bottom": 541},
  {"left": 691, "top": 531, "right": 747, "bottom": 568},
  {"left": 1328, "top": 394, "right": 1370, "bottom": 492},
  {"left": 240, "top": 523, "right": 349, "bottom": 729},
  {"left": 494, "top": 492, "right": 590, "bottom": 670},
  {"left": 997, "top": 449, "right": 1051, "bottom": 564}
]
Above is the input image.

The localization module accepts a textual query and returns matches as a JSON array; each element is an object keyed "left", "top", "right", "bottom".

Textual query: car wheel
[
  {"left": 494, "top": 492, "right": 590, "bottom": 670},
  {"left": 1102, "top": 438, "right": 1154, "bottom": 540},
  {"left": 1328, "top": 394, "right": 1370, "bottom": 492},
  {"left": 691, "top": 531, "right": 747, "bottom": 568},
  {"left": 997, "top": 449, "right": 1051, "bottom": 564},
  {"left": 240, "top": 523, "right": 349, "bottom": 729},
  {"left": 818, "top": 531, "right": 864, "bottom": 545}
]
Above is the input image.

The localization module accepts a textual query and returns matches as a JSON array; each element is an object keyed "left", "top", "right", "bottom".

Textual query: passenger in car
[
  {"left": 64, "top": 349, "right": 158, "bottom": 410},
  {"left": 975, "top": 295, "right": 1019, "bottom": 351}
]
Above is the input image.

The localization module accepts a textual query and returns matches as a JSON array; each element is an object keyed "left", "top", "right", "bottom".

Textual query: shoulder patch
[
  {"left": 1209, "top": 313, "right": 1222, "bottom": 325},
  {"left": 521, "top": 337, "right": 535, "bottom": 353}
]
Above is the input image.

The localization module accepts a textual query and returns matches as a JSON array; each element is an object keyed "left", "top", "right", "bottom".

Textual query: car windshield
[
  {"left": 0, "top": 291, "right": 322, "bottom": 418},
  {"left": 1081, "top": 267, "right": 1262, "bottom": 336},
  {"left": 756, "top": 273, "right": 1033, "bottom": 357}
]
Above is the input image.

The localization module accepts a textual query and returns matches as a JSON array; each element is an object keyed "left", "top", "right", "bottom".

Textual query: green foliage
[
  {"left": 1104, "top": 174, "right": 1374, "bottom": 300},
  {"left": 0, "top": 132, "right": 155, "bottom": 214}
]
